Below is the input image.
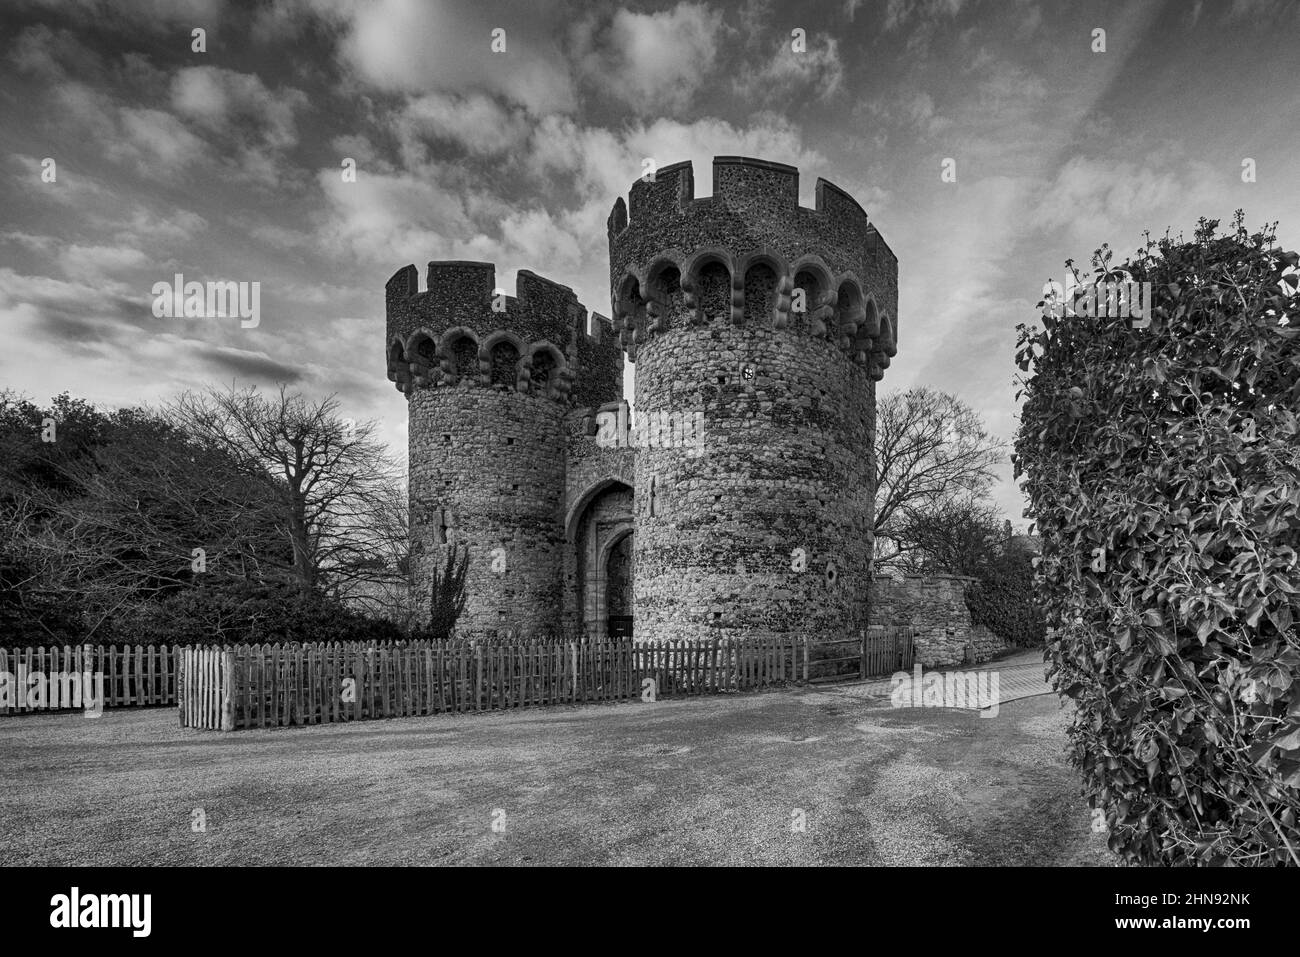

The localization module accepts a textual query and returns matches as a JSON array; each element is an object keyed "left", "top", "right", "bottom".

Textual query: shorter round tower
[{"left": 384, "top": 262, "right": 620, "bottom": 634}]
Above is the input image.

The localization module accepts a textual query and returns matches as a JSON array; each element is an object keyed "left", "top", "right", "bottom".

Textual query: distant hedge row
[
  {"left": 964, "top": 549, "right": 1045, "bottom": 648},
  {"left": 0, "top": 581, "right": 442, "bottom": 649}
]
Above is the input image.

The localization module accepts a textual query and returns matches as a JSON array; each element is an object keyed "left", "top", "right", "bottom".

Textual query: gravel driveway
[{"left": 0, "top": 675, "right": 1113, "bottom": 866}]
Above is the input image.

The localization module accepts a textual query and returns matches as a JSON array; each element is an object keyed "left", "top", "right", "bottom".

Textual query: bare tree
[
  {"left": 873, "top": 388, "right": 1004, "bottom": 572},
  {"left": 0, "top": 393, "right": 293, "bottom": 639},
  {"left": 166, "top": 384, "right": 407, "bottom": 604},
  {"left": 897, "top": 496, "right": 1005, "bottom": 576}
]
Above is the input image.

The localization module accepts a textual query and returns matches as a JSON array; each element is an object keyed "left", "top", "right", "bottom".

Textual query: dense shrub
[
  {"left": 105, "top": 583, "right": 447, "bottom": 646},
  {"left": 1014, "top": 215, "right": 1300, "bottom": 865},
  {"left": 965, "top": 548, "right": 1045, "bottom": 648}
]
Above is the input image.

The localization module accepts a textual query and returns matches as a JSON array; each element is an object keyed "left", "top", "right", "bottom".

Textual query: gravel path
[
  {"left": 826, "top": 649, "right": 1053, "bottom": 707},
  {"left": 0, "top": 674, "right": 1113, "bottom": 866}
]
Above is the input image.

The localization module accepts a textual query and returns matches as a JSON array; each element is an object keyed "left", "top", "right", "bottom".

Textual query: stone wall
[
  {"left": 611, "top": 157, "right": 892, "bottom": 645},
  {"left": 407, "top": 386, "right": 566, "bottom": 634},
  {"left": 867, "top": 574, "right": 1009, "bottom": 667},
  {"left": 631, "top": 322, "right": 875, "bottom": 643}
]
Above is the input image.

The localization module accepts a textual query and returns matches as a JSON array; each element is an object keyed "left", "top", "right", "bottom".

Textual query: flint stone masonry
[
  {"left": 407, "top": 387, "right": 566, "bottom": 634},
  {"left": 631, "top": 323, "right": 874, "bottom": 642},
  {"left": 866, "top": 575, "right": 1010, "bottom": 667},
  {"left": 386, "top": 156, "right": 922, "bottom": 645},
  {"left": 611, "top": 157, "right": 891, "bottom": 644}
]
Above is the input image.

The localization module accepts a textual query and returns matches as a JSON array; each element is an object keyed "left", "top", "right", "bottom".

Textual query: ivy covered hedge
[
  {"left": 965, "top": 548, "right": 1045, "bottom": 648},
  {"left": 1014, "top": 215, "right": 1300, "bottom": 865}
]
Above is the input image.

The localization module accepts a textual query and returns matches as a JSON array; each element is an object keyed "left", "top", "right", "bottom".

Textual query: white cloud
[
  {"left": 43, "top": 84, "right": 207, "bottom": 182},
  {"left": 57, "top": 243, "right": 151, "bottom": 282},
  {"left": 248, "top": 223, "right": 315, "bottom": 250},
  {"left": 573, "top": 3, "right": 726, "bottom": 112},
  {"left": 884, "top": 0, "right": 967, "bottom": 31},
  {"left": 728, "top": 11, "right": 844, "bottom": 103},
  {"left": 1031, "top": 156, "right": 1218, "bottom": 247},
  {"left": 976, "top": 60, "right": 1046, "bottom": 109},
  {"left": 396, "top": 93, "right": 531, "bottom": 161},
  {"left": 329, "top": 0, "right": 577, "bottom": 115},
  {"left": 330, "top": 133, "right": 384, "bottom": 169},
  {"left": 8, "top": 23, "right": 103, "bottom": 81},
  {"left": 314, "top": 162, "right": 486, "bottom": 266},
  {"left": 902, "top": 91, "right": 953, "bottom": 135},
  {"left": 171, "top": 67, "right": 306, "bottom": 149},
  {"left": 112, "top": 107, "right": 210, "bottom": 177},
  {"left": 0, "top": 231, "right": 59, "bottom": 254},
  {"left": 111, "top": 207, "right": 208, "bottom": 246},
  {"left": 170, "top": 66, "right": 309, "bottom": 184}
]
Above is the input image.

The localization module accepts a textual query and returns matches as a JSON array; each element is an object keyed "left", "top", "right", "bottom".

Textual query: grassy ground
[{"left": 0, "top": 682, "right": 1115, "bottom": 866}]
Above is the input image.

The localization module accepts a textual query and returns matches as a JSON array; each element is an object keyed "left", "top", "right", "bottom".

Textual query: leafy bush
[
  {"left": 1014, "top": 215, "right": 1300, "bottom": 865},
  {"left": 965, "top": 548, "right": 1045, "bottom": 648},
  {"left": 106, "top": 582, "right": 438, "bottom": 647}
]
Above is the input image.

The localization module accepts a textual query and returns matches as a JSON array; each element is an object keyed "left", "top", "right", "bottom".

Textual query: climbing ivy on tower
[{"left": 429, "top": 543, "right": 469, "bottom": 640}]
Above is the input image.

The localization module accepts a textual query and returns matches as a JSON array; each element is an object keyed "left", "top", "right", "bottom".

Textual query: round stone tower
[
  {"left": 384, "top": 261, "right": 621, "bottom": 634},
  {"left": 607, "top": 156, "right": 898, "bottom": 643}
]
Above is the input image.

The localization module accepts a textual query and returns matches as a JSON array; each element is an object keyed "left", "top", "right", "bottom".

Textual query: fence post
[
  {"left": 474, "top": 644, "right": 483, "bottom": 711},
  {"left": 221, "top": 650, "right": 235, "bottom": 731},
  {"left": 177, "top": 648, "right": 186, "bottom": 727}
]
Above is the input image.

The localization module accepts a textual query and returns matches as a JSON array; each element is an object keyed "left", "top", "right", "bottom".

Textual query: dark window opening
[{"left": 489, "top": 340, "right": 520, "bottom": 388}]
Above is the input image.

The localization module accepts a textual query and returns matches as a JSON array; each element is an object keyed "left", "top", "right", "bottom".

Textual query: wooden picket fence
[
  {"left": 0, "top": 644, "right": 181, "bottom": 714},
  {"left": 180, "top": 646, "right": 234, "bottom": 730},
  {"left": 179, "top": 635, "right": 815, "bottom": 731},
  {"left": 636, "top": 636, "right": 806, "bottom": 695},
  {"left": 2, "top": 629, "right": 916, "bottom": 724},
  {"left": 807, "top": 627, "right": 916, "bottom": 683}
]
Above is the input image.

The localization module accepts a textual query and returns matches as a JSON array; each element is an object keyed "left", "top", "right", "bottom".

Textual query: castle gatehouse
[{"left": 384, "top": 156, "right": 897, "bottom": 642}]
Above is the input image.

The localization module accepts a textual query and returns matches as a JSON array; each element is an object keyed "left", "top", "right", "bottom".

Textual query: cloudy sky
[{"left": 2, "top": 0, "right": 1298, "bottom": 524}]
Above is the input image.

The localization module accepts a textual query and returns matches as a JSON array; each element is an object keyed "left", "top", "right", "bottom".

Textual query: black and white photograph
[{"left": 0, "top": 0, "right": 1296, "bottom": 935}]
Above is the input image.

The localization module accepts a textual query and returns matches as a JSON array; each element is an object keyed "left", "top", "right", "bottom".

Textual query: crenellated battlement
[
  {"left": 607, "top": 157, "right": 897, "bottom": 380},
  {"left": 384, "top": 261, "right": 623, "bottom": 406},
  {"left": 608, "top": 157, "right": 871, "bottom": 240}
]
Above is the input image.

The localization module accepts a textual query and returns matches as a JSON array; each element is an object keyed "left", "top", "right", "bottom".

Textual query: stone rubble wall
[
  {"left": 866, "top": 574, "right": 1010, "bottom": 668},
  {"left": 408, "top": 387, "right": 566, "bottom": 634},
  {"left": 630, "top": 322, "right": 875, "bottom": 643}
]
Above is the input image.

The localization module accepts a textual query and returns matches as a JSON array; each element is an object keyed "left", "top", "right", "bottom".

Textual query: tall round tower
[
  {"left": 384, "top": 261, "right": 621, "bottom": 634},
  {"left": 607, "top": 156, "right": 898, "bottom": 643}
]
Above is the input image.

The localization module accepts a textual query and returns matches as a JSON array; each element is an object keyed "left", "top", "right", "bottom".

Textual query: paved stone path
[{"left": 821, "top": 650, "right": 1055, "bottom": 711}]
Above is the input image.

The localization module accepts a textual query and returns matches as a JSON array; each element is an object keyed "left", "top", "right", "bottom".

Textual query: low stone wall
[{"left": 867, "top": 574, "right": 1009, "bottom": 668}]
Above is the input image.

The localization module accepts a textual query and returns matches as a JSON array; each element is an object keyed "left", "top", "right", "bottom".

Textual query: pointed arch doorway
[
  {"left": 570, "top": 479, "right": 634, "bottom": 639},
  {"left": 603, "top": 529, "right": 634, "bottom": 638}
]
